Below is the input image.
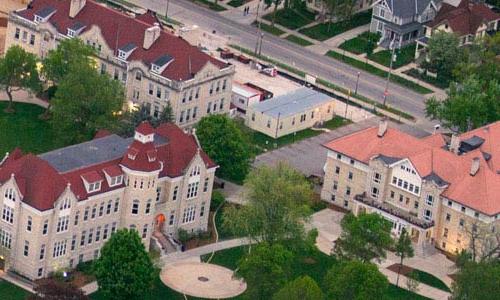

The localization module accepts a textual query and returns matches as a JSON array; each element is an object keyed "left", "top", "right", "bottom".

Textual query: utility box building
[{"left": 246, "top": 87, "right": 335, "bottom": 138}]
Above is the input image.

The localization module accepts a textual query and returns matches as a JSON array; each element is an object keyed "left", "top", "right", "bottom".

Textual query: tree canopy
[
  {"left": 93, "top": 229, "right": 155, "bottom": 300},
  {"left": 50, "top": 62, "right": 124, "bottom": 143},
  {"left": 324, "top": 260, "right": 389, "bottom": 300},
  {"left": 222, "top": 162, "right": 313, "bottom": 246},
  {"left": 42, "top": 38, "right": 95, "bottom": 84},
  {"left": 395, "top": 228, "right": 414, "bottom": 286},
  {"left": 334, "top": 213, "right": 393, "bottom": 263},
  {"left": 0, "top": 45, "right": 41, "bottom": 112},
  {"left": 273, "top": 275, "right": 324, "bottom": 300},
  {"left": 195, "top": 114, "right": 252, "bottom": 182},
  {"left": 451, "top": 259, "right": 500, "bottom": 300},
  {"left": 28, "top": 278, "right": 89, "bottom": 300},
  {"left": 423, "top": 31, "right": 465, "bottom": 79},
  {"left": 237, "top": 243, "right": 294, "bottom": 299}
]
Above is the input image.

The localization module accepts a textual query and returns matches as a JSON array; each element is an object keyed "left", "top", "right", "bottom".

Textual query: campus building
[
  {"left": 415, "top": 0, "right": 500, "bottom": 59},
  {"left": 245, "top": 87, "right": 335, "bottom": 138},
  {"left": 0, "top": 122, "right": 216, "bottom": 280},
  {"left": 321, "top": 120, "right": 500, "bottom": 256},
  {"left": 4, "top": 0, "right": 235, "bottom": 127}
]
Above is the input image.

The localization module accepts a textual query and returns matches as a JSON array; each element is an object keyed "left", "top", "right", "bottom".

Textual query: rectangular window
[
  {"left": 173, "top": 187, "right": 178, "bottom": 201},
  {"left": 348, "top": 172, "right": 353, "bottom": 180},
  {"left": 42, "top": 220, "right": 48, "bottom": 235},
  {"left": 114, "top": 198, "right": 120, "bottom": 213},
  {"left": 52, "top": 240, "right": 67, "bottom": 258},
  {"left": 156, "top": 187, "right": 162, "bottom": 202},
  {"left": 156, "top": 87, "right": 162, "bottom": 99},
  {"left": 392, "top": 176, "right": 397, "bottom": 184},
  {"left": 390, "top": 191, "right": 395, "bottom": 198},
  {"left": 88, "top": 229, "right": 93, "bottom": 244},
  {"left": 1, "top": 205, "right": 14, "bottom": 224},
  {"left": 182, "top": 206, "right": 196, "bottom": 224},
  {"left": 96, "top": 227, "right": 101, "bottom": 242},
  {"left": 80, "top": 231, "right": 86, "bottom": 246},
  {"left": 207, "top": 102, "right": 212, "bottom": 114},
  {"left": 39, "top": 244, "right": 45, "bottom": 260},
  {"left": 24, "top": 240, "right": 29, "bottom": 256},
  {"left": 30, "top": 34, "right": 35, "bottom": 45},
  {"left": 71, "top": 235, "right": 76, "bottom": 251},
  {"left": 0, "top": 228, "right": 12, "bottom": 249},
  {"left": 424, "top": 209, "right": 432, "bottom": 221},
  {"left": 179, "top": 111, "right": 185, "bottom": 123},
  {"left": 38, "top": 268, "right": 43, "bottom": 278},
  {"left": 132, "top": 201, "right": 139, "bottom": 215},
  {"left": 103, "top": 224, "right": 109, "bottom": 240},
  {"left": 56, "top": 216, "right": 69, "bottom": 233},
  {"left": 371, "top": 187, "right": 379, "bottom": 198},
  {"left": 333, "top": 181, "right": 338, "bottom": 191},
  {"left": 345, "top": 186, "right": 351, "bottom": 196},
  {"left": 446, "top": 213, "right": 451, "bottom": 222},
  {"left": 443, "top": 228, "right": 448, "bottom": 238},
  {"left": 26, "top": 217, "right": 32, "bottom": 232},
  {"left": 426, "top": 195, "right": 434, "bottom": 206},
  {"left": 169, "top": 211, "right": 175, "bottom": 226},
  {"left": 149, "top": 83, "right": 154, "bottom": 95},
  {"left": 187, "top": 182, "right": 200, "bottom": 198},
  {"left": 373, "top": 173, "right": 381, "bottom": 183},
  {"left": 414, "top": 201, "right": 419, "bottom": 209},
  {"left": 335, "top": 166, "right": 340, "bottom": 174},
  {"left": 91, "top": 205, "right": 97, "bottom": 219},
  {"left": 142, "top": 224, "right": 148, "bottom": 239},
  {"left": 99, "top": 203, "right": 104, "bottom": 217},
  {"left": 15, "top": 28, "right": 20, "bottom": 39}
]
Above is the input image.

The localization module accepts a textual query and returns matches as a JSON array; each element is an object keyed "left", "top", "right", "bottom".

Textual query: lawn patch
[
  {"left": 263, "top": 7, "right": 316, "bottom": 30},
  {"left": 300, "top": 10, "right": 372, "bottom": 41},
  {"left": 325, "top": 50, "right": 433, "bottom": 94},
  {"left": 285, "top": 34, "right": 314, "bottom": 46},
  {"left": 339, "top": 32, "right": 372, "bottom": 54},
  {"left": 0, "top": 280, "right": 31, "bottom": 300},
  {"left": 403, "top": 68, "right": 450, "bottom": 89},
  {"left": 368, "top": 44, "right": 416, "bottom": 69},
  {"left": 386, "top": 284, "right": 431, "bottom": 300},
  {"left": 227, "top": 0, "right": 245, "bottom": 7},
  {"left": 387, "top": 263, "right": 451, "bottom": 292},
  {"left": 0, "top": 102, "right": 69, "bottom": 155},
  {"left": 254, "top": 21, "right": 286, "bottom": 36},
  {"left": 191, "top": 0, "right": 226, "bottom": 11}
]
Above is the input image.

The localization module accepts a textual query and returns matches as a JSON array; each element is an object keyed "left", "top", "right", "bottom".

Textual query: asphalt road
[{"left": 129, "top": 0, "right": 434, "bottom": 130}]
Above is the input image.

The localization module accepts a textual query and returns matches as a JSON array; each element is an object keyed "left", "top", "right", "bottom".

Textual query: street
[{"left": 129, "top": 0, "right": 434, "bottom": 130}]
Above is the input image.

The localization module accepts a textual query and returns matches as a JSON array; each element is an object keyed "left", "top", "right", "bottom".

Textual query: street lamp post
[
  {"left": 254, "top": 0, "right": 262, "bottom": 55},
  {"left": 344, "top": 89, "right": 351, "bottom": 119},
  {"left": 383, "top": 39, "right": 397, "bottom": 107},
  {"left": 354, "top": 71, "right": 360, "bottom": 95},
  {"left": 165, "top": 0, "right": 170, "bottom": 21},
  {"left": 258, "top": 33, "right": 264, "bottom": 56}
]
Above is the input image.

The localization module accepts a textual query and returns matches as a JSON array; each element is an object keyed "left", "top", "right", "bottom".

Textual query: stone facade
[
  {"left": 4, "top": 0, "right": 235, "bottom": 128},
  {"left": 0, "top": 123, "right": 215, "bottom": 280}
]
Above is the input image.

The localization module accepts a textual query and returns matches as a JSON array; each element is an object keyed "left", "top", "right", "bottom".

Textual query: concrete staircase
[
  {"left": 414, "top": 241, "right": 438, "bottom": 258},
  {"left": 153, "top": 231, "right": 178, "bottom": 255}
]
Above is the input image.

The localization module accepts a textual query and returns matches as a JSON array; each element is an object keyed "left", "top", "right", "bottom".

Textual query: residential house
[
  {"left": 5, "top": 0, "right": 235, "bottom": 127},
  {"left": 321, "top": 119, "right": 500, "bottom": 256},
  {"left": 0, "top": 122, "right": 217, "bottom": 280},
  {"left": 370, "top": 0, "right": 439, "bottom": 48},
  {"left": 306, "top": 0, "right": 373, "bottom": 19},
  {"left": 246, "top": 87, "right": 335, "bottom": 138},
  {"left": 415, "top": 0, "right": 500, "bottom": 58}
]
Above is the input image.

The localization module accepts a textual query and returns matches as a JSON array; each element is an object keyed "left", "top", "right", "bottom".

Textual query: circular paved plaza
[{"left": 160, "top": 261, "right": 247, "bottom": 299}]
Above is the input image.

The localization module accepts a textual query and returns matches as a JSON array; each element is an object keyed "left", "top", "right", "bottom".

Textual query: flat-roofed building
[
  {"left": 246, "top": 87, "right": 335, "bottom": 138},
  {"left": 231, "top": 82, "right": 262, "bottom": 114}
]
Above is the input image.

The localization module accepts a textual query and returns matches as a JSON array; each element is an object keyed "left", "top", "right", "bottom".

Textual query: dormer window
[
  {"left": 110, "top": 175, "right": 123, "bottom": 187},
  {"left": 151, "top": 64, "right": 161, "bottom": 73},
  {"left": 88, "top": 181, "right": 101, "bottom": 193},
  {"left": 151, "top": 54, "right": 173, "bottom": 75},
  {"left": 35, "top": 15, "right": 43, "bottom": 23},
  {"left": 34, "top": 6, "right": 56, "bottom": 24},
  {"left": 67, "top": 22, "right": 85, "bottom": 38},
  {"left": 117, "top": 43, "right": 137, "bottom": 61},
  {"left": 67, "top": 29, "right": 76, "bottom": 37},
  {"left": 118, "top": 50, "right": 127, "bottom": 59},
  {"left": 147, "top": 150, "right": 157, "bottom": 162},
  {"left": 128, "top": 148, "right": 139, "bottom": 160},
  {"left": 103, "top": 165, "right": 124, "bottom": 187}
]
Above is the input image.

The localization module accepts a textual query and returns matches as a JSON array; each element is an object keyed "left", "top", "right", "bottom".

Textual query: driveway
[{"left": 253, "top": 117, "right": 429, "bottom": 178}]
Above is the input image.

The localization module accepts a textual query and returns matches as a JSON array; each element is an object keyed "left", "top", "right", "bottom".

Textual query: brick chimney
[
  {"left": 470, "top": 157, "right": 480, "bottom": 176},
  {"left": 143, "top": 23, "right": 161, "bottom": 50},
  {"left": 449, "top": 134, "right": 460, "bottom": 154},
  {"left": 377, "top": 118, "right": 388, "bottom": 137},
  {"left": 69, "top": 0, "right": 86, "bottom": 18}
]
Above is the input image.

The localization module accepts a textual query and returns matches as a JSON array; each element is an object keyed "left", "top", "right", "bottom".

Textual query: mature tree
[
  {"left": 425, "top": 76, "right": 500, "bottom": 132},
  {"left": 273, "top": 275, "right": 324, "bottom": 300},
  {"left": 50, "top": 62, "right": 124, "bottom": 143},
  {"left": 334, "top": 213, "right": 393, "bottom": 263},
  {"left": 395, "top": 228, "right": 414, "bottom": 286},
  {"left": 323, "top": 0, "right": 357, "bottom": 27},
  {"left": 158, "top": 101, "right": 174, "bottom": 124},
  {"left": 364, "top": 32, "right": 380, "bottom": 63},
  {"left": 196, "top": 114, "right": 251, "bottom": 182},
  {"left": 422, "top": 31, "right": 465, "bottom": 79},
  {"left": 0, "top": 45, "right": 41, "bottom": 112},
  {"left": 463, "top": 221, "right": 499, "bottom": 262},
  {"left": 42, "top": 38, "right": 95, "bottom": 84},
  {"left": 454, "top": 33, "right": 500, "bottom": 83},
  {"left": 223, "top": 162, "right": 313, "bottom": 246},
  {"left": 93, "top": 229, "right": 155, "bottom": 300},
  {"left": 28, "top": 278, "right": 89, "bottom": 300},
  {"left": 451, "top": 259, "right": 500, "bottom": 300},
  {"left": 264, "top": 0, "right": 283, "bottom": 27},
  {"left": 324, "top": 260, "right": 389, "bottom": 300},
  {"left": 237, "top": 243, "right": 294, "bottom": 299}
]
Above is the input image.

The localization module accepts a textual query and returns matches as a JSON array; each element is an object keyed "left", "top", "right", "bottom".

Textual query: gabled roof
[
  {"left": 323, "top": 121, "right": 500, "bottom": 215},
  {"left": 384, "top": 0, "right": 434, "bottom": 18},
  {"left": 16, "top": 0, "right": 228, "bottom": 81},
  {"left": 35, "top": 6, "right": 56, "bottom": 18},
  {"left": 0, "top": 123, "right": 216, "bottom": 211},
  {"left": 153, "top": 54, "right": 174, "bottom": 67},
  {"left": 427, "top": 0, "right": 500, "bottom": 35}
]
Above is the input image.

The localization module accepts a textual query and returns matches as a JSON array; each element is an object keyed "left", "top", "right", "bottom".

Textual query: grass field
[
  {"left": 404, "top": 68, "right": 450, "bottom": 89},
  {"left": 299, "top": 10, "right": 372, "bottom": 41},
  {"left": 369, "top": 44, "right": 416, "bottom": 69},
  {"left": 0, "top": 102, "right": 68, "bottom": 156},
  {"left": 227, "top": 0, "right": 245, "bottom": 7},
  {"left": 339, "top": 32, "right": 372, "bottom": 54},
  {"left": 263, "top": 7, "right": 316, "bottom": 30},
  {"left": 254, "top": 21, "right": 286, "bottom": 36},
  {"left": 410, "top": 270, "right": 451, "bottom": 292},
  {"left": 325, "top": 50, "right": 433, "bottom": 94},
  {"left": 285, "top": 34, "right": 314, "bottom": 46},
  {"left": 0, "top": 280, "right": 31, "bottom": 300}
]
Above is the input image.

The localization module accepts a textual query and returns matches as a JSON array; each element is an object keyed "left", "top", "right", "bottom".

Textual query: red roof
[
  {"left": 323, "top": 121, "right": 500, "bottom": 215},
  {"left": 81, "top": 171, "right": 103, "bottom": 183},
  {"left": 17, "top": 0, "right": 228, "bottom": 81},
  {"left": 0, "top": 123, "right": 216, "bottom": 211},
  {"left": 428, "top": 0, "right": 500, "bottom": 36},
  {"left": 136, "top": 121, "right": 154, "bottom": 135}
]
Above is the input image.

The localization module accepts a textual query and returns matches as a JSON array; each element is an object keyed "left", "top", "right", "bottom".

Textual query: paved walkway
[
  {"left": 0, "top": 89, "right": 49, "bottom": 108},
  {"left": 323, "top": 24, "right": 370, "bottom": 48},
  {"left": 310, "top": 209, "right": 453, "bottom": 300}
]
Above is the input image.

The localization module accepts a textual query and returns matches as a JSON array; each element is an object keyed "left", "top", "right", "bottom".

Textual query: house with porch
[
  {"left": 321, "top": 119, "right": 500, "bottom": 256},
  {"left": 415, "top": 0, "right": 500, "bottom": 59},
  {"left": 370, "top": 0, "right": 440, "bottom": 49}
]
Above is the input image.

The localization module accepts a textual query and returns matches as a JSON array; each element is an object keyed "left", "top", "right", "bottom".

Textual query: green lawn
[
  {"left": 0, "top": 280, "right": 31, "bottom": 300},
  {"left": 404, "top": 68, "right": 450, "bottom": 89},
  {"left": 387, "top": 284, "right": 431, "bottom": 300},
  {"left": 339, "top": 32, "right": 372, "bottom": 54},
  {"left": 236, "top": 116, "right": 350, "bottom": 155},
  {"left": 263, "top": 7, "right": 316, "bottom": 30},
  {"left": 0, "top": 102, "right": 68, "bottom": 156},
  {"left": 325, "top": 50, "right": 433, "bottom": 94},
  {"left": 253, "top": 21, "right": 286, "bottom": 36},
  {"left": 299, "top": 10, "right": 372, "bottom": 41},
  {"left": 285, "top": 34, "right": 314, "bottom": 46},
  {"left": 410, "top": 270, "right": 451, "bottom": 292},
  {"left": 368, "top": 44, "right": 416, "bottom": 69},
  {"left": 191, "top": 0, "right": 226, "bottom": 11},
  {"left": 227, "top": 0, "right": 245, "bottom": 7}
]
